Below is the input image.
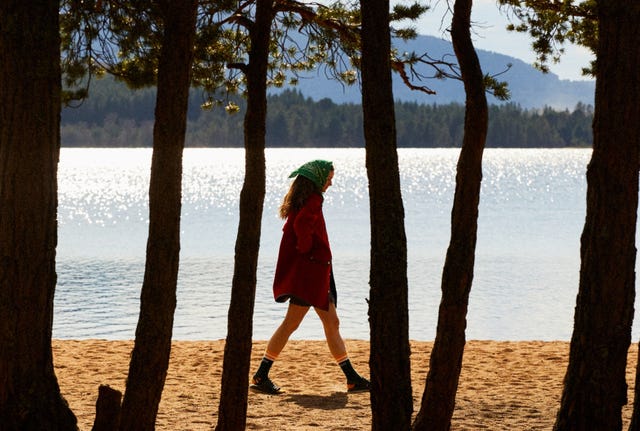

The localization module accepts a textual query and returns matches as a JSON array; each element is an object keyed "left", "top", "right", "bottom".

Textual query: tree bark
[
  {"left": 412, "top": 0, "right": 488, "bottom": 429},
  {"left": 92, "top": 385, "right": 122, "bottom": 431},
  {"left": 118, "top": 2, "right": 197, "bottom": 430},
  {"left": 0, "top": 0, "right": 78, "bottom": 429},
  {"left": 554, "top": 2, "right": 640, "bottom": 430},
  {"left": 360, "top": 1, "right": 412, "bottom": 430},
  {"left": 215, "top": 1, "right": 272, "bottom": 430}
]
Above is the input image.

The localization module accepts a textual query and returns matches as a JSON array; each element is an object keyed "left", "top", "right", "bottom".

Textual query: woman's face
[{"left": 322, "top": 170, "right": 334, "bottom": 192}]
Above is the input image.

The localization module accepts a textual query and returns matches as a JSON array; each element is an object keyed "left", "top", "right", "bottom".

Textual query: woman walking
[{"left": 251, "top": 160, "right": 370, "bottom": 395}]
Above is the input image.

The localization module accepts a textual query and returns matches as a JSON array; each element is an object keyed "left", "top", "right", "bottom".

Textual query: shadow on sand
[{"left": 285, "top": 392, "right": 349, "bottom": 410}]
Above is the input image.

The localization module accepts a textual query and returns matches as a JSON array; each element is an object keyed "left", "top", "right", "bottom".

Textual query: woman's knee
[{"left": 319, "top": 311, "right": 340, "bottom": 332}]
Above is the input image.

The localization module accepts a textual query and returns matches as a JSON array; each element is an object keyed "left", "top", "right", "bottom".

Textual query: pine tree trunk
[
  {"left": 361, "top": 1, "right": 413, "bottom": 429},
  {"left": 412, "top": 0, "right": 488, "bottom": 429},
  {"left": 0, "top": 0, "right": 77, "bottom": 429},
  {"left": 554, "top": 2, "right": 640, "bottom": 430},
  {"left": 92, "top": 385, "right": 122, "bottom": 431},
  {"left": 215, "top": 1, "right": 272, "bottom": 430},
  {"left": 118, "top": 2, "right": 197, "bottom": 430}
]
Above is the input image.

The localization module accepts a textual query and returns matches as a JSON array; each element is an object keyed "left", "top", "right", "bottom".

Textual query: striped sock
[
  {"left": 336, "top": 355, "right": 360, "bottom": 382},
  {"left": 255, "top": 350, "right": 278, "bottom": 379}
]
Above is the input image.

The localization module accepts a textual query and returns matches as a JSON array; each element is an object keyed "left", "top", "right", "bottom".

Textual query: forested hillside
[
  {"left": 285, "top": 34, "right": 595, "bottom": 110},
  {"left": 61, "top": 77, "right": 593, "bottom": 148}
]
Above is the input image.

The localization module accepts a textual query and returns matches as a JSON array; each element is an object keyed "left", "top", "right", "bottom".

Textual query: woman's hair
[{"left": 279, "top": 175, "right": 318, "bottom": 219}]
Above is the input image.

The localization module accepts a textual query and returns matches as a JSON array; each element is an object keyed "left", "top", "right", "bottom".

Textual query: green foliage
[
  {"left": 60, "top": 0, "right": 238, "bottom": 96},
  {"left": 484, "top": 74, "right": 510, "bottom": 101},
  {"left": 60, "top": 0, "right": 367, "bottom": 105},
  {"left": 390, "top": 2, "right": 429, "bottom": 40},
  {"left": 499, "top": 0, "right": 596, "bottom": 76},
  {"left": 61, "top": 81, "right": 593, "bottom": 148},
  {"left": 61, "top": 0, "right": 499, "bottom": 109}
]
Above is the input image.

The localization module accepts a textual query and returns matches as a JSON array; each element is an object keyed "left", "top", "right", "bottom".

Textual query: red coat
[{"left": 273, "top": 193, "right": 332, "bottom": 310}]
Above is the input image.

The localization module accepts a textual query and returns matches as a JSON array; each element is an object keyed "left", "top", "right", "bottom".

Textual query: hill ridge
[{"left": 277, "top": 34, "right": 594, "bottom": 109}]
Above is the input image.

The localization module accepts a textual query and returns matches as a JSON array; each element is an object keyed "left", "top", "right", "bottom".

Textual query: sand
[{"left": 53, "top": 339, "right": 638, "bottom": 430}]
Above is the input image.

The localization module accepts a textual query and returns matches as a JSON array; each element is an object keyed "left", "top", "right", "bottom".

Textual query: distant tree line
[{"left": 61, "top": 78, "right": 593, "bottom": 148}]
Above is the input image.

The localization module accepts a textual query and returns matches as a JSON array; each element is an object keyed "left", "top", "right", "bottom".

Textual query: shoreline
[{"left": 53, "top": 339, "right": 637, "bottom": 430}]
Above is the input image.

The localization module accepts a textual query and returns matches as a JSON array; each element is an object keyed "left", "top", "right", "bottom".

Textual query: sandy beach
[{"left": 53, "top": 339, "right": 638, "bottom": 430}]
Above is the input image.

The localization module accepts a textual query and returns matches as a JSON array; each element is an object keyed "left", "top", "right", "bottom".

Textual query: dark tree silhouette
[
  {"left": 554, "top": 2, "right": 640, "bottom": 430},
  {"left": 215, "top": 1, "right": 273, "bottom": 429},
  {"left": 118, "top": 1, "right": 198, "bottom": 430},
  {"left": 0, "top": 0, "right": 77, "bottom": 429},
  {"left": 412, "top": 0, "right": 488, "bottom": 429},
  {"left": 360, "top": 0, "right": 412, "bottom": 429}
]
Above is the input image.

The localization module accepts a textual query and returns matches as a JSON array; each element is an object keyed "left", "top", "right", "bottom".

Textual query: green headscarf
[{"left": 289, "top": 159, "right": 334, "bottom": 190}]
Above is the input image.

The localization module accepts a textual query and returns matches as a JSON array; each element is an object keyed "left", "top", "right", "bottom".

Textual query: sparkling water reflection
[{"left": 53, "top": 148, "right": 629, "bottom": 341}]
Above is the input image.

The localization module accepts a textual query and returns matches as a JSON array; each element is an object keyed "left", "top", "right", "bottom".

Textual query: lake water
[{"left": 53, "top": 148, "right": 639, "bottom": 341}]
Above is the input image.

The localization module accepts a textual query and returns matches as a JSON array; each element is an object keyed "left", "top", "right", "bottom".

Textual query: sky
[{"left": 395, "top": 0, "right": 595, "bottom": 82}]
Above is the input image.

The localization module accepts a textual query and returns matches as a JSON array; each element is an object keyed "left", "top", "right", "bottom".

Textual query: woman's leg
[
  {"left": 315, "top": 303, "right": 369, "bottom": 391},
  {"left": 252, "top": 303, "right": 310, "bottom": 394},
  {"left": 314, "top": 302, "right": 347, "bottom": 359},
  {"left": 266, "top": 303, "right": 310, "bottom": 356}
]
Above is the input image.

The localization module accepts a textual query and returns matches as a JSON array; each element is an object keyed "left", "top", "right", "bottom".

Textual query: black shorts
[{"left": 290, "top": 270, "right": 338, "bottom": 308}]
